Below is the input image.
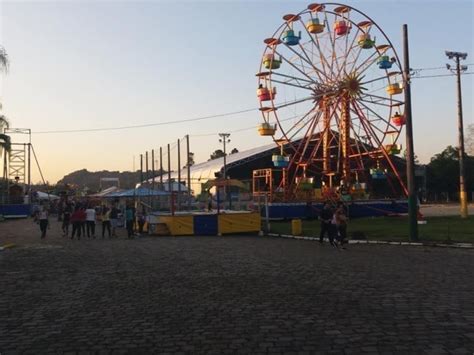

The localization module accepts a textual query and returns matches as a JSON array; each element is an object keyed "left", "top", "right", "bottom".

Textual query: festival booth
[{"left": 148, "top": 179, "right": 261, "bottom": 236}]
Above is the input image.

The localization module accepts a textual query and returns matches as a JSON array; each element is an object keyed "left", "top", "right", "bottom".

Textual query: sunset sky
[{"left": 0, "top": 0, "right": 473, "bottom": 183}]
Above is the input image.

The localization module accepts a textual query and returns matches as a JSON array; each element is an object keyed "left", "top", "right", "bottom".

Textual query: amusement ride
[{"left": 253, "top": 3, "right": 408, "bottom": 203}]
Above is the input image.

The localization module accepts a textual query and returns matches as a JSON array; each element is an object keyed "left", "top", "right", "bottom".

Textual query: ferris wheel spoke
[
  {"left": 273, "top": 96, "right": 314, "bottom": 110},
  {"left": 335, "top": 20, "right": 362, "bottom": 78},
  {"left": 350, "top": 124, "right": 372, "bottom": 157},
  {"left": 358, "top": 98, "right": 393, "bottom": 108},
  {"left": 270, "top": 78, "right": 313, "bottom": 91},
  {"left": 284, "top": 109, "right": 317, "bottom": 139},
  {"left": 360, "top": 74, "right": 389, "bottom": 86},
  {"left": 352, "top": 100, "right": 408, "bottom": 195},
  {"left": 324, "top": 11, "right": 341, "bottom": 77},
  {"left": 297, "top": 19, "right": 331, "bottom": 78},
  {"left": 346, "top": 22, "right": 375, "bottom": 75},
  {"left": 350, "top": 103, "right": 381, "bottom": 150},
  {"left": 294, "top": 111, "right": 324, "bottom": 165},
  {"left": 286, "top": 42, "right": 326, "bottom": 81},
  {"left": 360, "top": 93, "right": 404, "bottom": 105},
  {"left": 271, "top": 72, "right": 314, "bottom": 85},
  {"left": 355, "top": 100, "right": 397, "bottom": 135},
  {"left": 311, "top": 96, "right": 344, "bottom": 166},
  {"left": 354, "top": 53, "right": 380, "bottom": 78},
  {"left": 274, "top": 50, "right": 319, "bottom": 84},
  {"left": 275, "top": 108, "right": 315, "bottom": 147}
]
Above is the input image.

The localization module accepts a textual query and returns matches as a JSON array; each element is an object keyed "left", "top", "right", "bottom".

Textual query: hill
[{"left": 57, "top": 169, "right": 161, "bottom": 192}]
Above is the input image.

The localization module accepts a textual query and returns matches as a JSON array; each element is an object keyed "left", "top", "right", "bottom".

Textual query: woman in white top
[
  {"left": 85, "top": 206, "right": 96, "bottom": 238},
  {"left": 37, "top": 205, "right": 49, "bottom": 239}
]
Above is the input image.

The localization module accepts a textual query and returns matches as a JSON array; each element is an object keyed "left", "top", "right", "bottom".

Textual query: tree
[
  {"left": 0, "top": 115, "right": 9, "bottom": 133},
  {"left": 0, "top": 46, "right": 9, "bottom": 126},
  {"left": 230, "top": 148, "right": 239, "bottom": 154},
  {"left": 209, "top": 149, "right": 226, "bottom": 161},
  {"left": 0, "top": 133, "right": 11, "bottom": 194},
  {"left": 0, "top": 46, "right": 8, "bottom": 73},
  {"left": 427, "top": 145, "right": 474, "bottom": 198}
]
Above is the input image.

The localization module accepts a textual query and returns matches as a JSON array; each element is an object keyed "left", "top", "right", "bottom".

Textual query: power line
[
  {"left": 189, "top": 113, "right": 303, "bottom": 138},
  {"left": 30, "top": 64, "right": 472, "bottom": 136},
  {"left": 411, "top": 63, "right": 473, "bottom": 72},
  {"left": 413, "top": 72, "right": 474, "bottom": 79},
  {"left": 33, "top": 107, "right": 258, "bottom": 134}
]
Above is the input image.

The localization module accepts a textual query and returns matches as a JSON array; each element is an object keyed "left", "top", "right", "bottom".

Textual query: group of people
[
  {"left": 319, "top": 201, "right": 348, "bottom": 249},
  {"left": 35, "top": 202, "right": 147, "bottom": 240}
]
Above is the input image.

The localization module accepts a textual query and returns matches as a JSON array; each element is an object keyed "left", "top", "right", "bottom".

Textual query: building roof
[
  {"left": 167, "top": 142, "right": 278, "bottom": 184},
  {"left": 90, "top": 186, "right": 122, "bottom": 197},
  {"left": 106, "top": 187, "right": 170, "bottom": 198}
]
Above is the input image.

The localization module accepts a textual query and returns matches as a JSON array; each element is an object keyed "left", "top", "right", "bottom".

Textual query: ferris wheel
[{"left": 256, "top": 3, "right": 408, "bottom": 200}]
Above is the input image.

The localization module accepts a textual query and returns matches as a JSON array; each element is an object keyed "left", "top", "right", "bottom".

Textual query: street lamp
[
  {"left": 218, "top": 133, "right": 231, "bottom": 210},
  {"left": 218, "top": 133, "right": 231, "bottom": 179},
  {"left": 445, "top": 50, "right": 469, "bottom": 218}
]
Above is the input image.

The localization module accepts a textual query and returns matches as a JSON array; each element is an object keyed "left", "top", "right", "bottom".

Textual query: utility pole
[
  {"left": 145, "top": 151, "right": 149, "bottom": 182},
  {"left": 140, "top": 154, "right": 143, "bottom": 184},
  {"left": 167, "top": 143, "right": 171, "bottom": 197},
  {"left": 186, "top": 135, "right": 191, "bottom": 211},
  {"left": 403, "top": 24, "right": 418, "bottom": 241},
  {"left": 218, "top": 133, "right": 231, "bottom": 210},
  {"left": 446, "top": 50, "right": 469, "bottom": 218},
  {"left": 159, "top": 147, "right": 163, "bottom": 189},
  {"left": 177, "top": 138, "right": 181, "bottom": 211}
]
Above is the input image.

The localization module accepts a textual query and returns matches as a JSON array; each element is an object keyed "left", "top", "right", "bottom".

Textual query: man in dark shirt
[
  {"left": 110, "top": 205, "right": 120, "bottom": 237},
  {"left": 319, "top": 202, "right": 334, "bottom": 245}
]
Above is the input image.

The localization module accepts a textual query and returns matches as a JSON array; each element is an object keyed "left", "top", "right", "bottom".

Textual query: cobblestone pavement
[{"left": 1, "top": 219, "right": 473, "bottom": 354}]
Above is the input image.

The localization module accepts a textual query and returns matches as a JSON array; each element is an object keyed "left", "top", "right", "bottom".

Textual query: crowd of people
[
  {"left": 34, "top": 199, "right": 349, "bottom": 247},
  {"left": 34, "top": 202, "right": 147, "bottom": 240}
]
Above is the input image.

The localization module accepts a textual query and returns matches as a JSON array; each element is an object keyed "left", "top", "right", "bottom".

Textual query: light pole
[
  {"left": 219, "top": 133, "right": 230, "bottom": 209},
  {"left": 446, "top": 50, "right": 469, "bottom": 218}
]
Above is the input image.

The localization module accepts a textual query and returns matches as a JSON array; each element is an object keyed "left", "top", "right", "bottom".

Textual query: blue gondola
[{"left": 282, "top": 30, "right": 301, "bottom": 46}]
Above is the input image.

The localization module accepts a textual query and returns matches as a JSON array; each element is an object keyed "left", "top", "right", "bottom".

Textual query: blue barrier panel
[
  {"left": 265, "top": 200, "right": 408, "bottom": 219},
  {"left": 0, "top": 204, "right": 32, "bottom": 218},
  {"left": 193, "top": 214, "right": 218, "bottom": 235}
]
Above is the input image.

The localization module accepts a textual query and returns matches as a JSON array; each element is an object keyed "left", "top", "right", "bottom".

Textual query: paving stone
[{"left": 0, "top": 219, "right": 473, "bottom": 352}]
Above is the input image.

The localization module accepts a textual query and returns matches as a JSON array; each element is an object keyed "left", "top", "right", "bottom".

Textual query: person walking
[
  {"left": 125, "top": 205, "right": 134, "bottom": 238},
  {"left": 335, "top": 202, "right": 348, "bottom": 249},
  {"left": 70, "top": 206, "right": 82, "bottom": 240},
  {"left": 85, "top": 205, "right": 96, "bottom": 238},
  {"left": 62, "top": 204, "right": 71, "bottom": 237},
  {"left": 110, "top": 205, "right": 120, "bottom": 237},
  {"left": 101, "top": 206, "right": 111, "bottom": 238},
  {"left": 137, "top": 208, "right": 146, "bottom": 236},
  {"left": 37, "top": 205, "right": 49, "bottom": 239},
  {"left": 79, "top": 207, "right": 87, "bottom": 238},
  {"left": 319, "top": 202, "right": 335, "bottom": 245}
]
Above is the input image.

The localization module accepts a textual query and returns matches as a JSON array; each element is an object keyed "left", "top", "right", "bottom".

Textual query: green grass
[{"left": 269, "top": 216, "right": 474, "bottom": 243}]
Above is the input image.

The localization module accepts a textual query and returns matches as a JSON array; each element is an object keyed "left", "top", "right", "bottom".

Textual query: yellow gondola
[
  {"left": 306, "top": 18, "right": 325, "bottom": 34},
  {"left": 258, "top": 122, "right": 276, "bottom": 136},
  {"left": 386, "top": 83, "right": 403, "bottom": 95}
]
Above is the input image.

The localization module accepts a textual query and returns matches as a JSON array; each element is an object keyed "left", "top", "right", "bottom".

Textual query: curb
[
  {"left": 266, "top": 233, "right": 473, "bottom": 249},
  {"left": 0, "top": 243, "right": 17, "bottom": 251}
]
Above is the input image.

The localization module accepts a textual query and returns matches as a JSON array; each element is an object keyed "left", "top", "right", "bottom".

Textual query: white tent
[{"left": 35, "top": 191, "right": 60, "bottom": 200}]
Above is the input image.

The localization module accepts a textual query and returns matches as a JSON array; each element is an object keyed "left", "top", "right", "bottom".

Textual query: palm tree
[
  {"left": 0, "top": 46, "right": 8, "bottom": 73},
  {"left": 0, "top": 132, "right": 11, "bottom": 199},
  {"left": 0, "top": 115, "right": 9, "bottom": 131}
]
